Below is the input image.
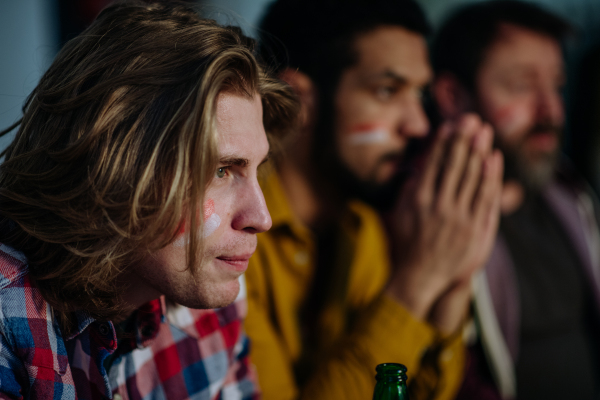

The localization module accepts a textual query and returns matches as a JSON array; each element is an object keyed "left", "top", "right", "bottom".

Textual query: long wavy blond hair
[{"left": 0, "top": 0, "right": 298, "bottom": 333}]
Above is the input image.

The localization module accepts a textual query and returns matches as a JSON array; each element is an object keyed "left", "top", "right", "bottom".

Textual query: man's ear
[
  {"left": 278, "top": 68, "right": 317, "bottom": 130},
  {"left": 432, "top": 72, "right": 474, "bottom": 120}
]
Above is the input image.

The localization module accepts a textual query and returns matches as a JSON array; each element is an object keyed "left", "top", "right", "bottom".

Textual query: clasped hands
[{"left": 386, "top": 114, "right": 504, "bottom": 335}]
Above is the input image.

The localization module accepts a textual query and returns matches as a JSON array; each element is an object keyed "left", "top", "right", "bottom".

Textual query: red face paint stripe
[
  {"left": 203, "top": 199, "right": 215, "bottom": 220},
  {"left": 349, "top": 123, "right": 387, "bottom": 133},
  {"left": 176, "top": 220, "right": 186, "bottom": 236}
]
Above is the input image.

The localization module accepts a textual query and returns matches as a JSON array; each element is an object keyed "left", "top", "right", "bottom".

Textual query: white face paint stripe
[
  {"left": 172, "top": 212, "right": 222, "bottom": 248},
  {"left": 173, "top": 235, "right": 187, "bottom": 248},
  {"left": 348, "top": 128, "right": 390, "bottom": 145},
  {"left": 202, "top": 213, "right": 221, "bottom": 238}
]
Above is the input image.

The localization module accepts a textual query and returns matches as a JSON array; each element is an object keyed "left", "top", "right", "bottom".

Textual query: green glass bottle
[{"left": 372, "top": 363, "right": 409, "bottom": 400}]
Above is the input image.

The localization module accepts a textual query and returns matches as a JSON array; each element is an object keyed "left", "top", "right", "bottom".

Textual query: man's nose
[
  {"left": 536, "top": 86, "right": 564, "bottom": 126},
  {"left": 399, "top": 97, "right": 430, "bottom": 138},
  {"left": 231, "top": 180, "right": 272, "bottom": 234}
]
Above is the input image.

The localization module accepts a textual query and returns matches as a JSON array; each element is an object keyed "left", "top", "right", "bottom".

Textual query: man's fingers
[
  {"left": 417, "top": 122, "right": 452, "bottom": 208},
  {"left": 456, "top": 152, "right": 483, "bottom": 212},
  {"left": 473, "top": 152, "right": 504, "bottom": 269},
  {"left": 457, "top": 123, "right": 494, "bottom": 212},
  {"left": 473, "top": 150, "right": 504, "bottom": 230},
  {"left": 473, "top": 123, "right": 494, "bottom": 157},
  {"left": 437, "top": 115, "right": 480, "bottom": 209}
]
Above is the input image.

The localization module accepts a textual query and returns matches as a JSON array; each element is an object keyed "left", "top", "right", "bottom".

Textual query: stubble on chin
[
  {"left": 128, "top": 253, "right": 237, "bottom": 312},
  {"left": 157, "top": 257, "right": 243, "bottom": 310},
  {"left": 171, "top": 234, "right": 255, "bottom": 309}
]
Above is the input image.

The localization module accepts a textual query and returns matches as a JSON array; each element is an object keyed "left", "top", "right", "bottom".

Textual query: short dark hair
[
  {"left": 432, "top": 0, "right": 572, "bottom": 90},
  {"left": 259, "top": 0, "right": 431, "bottom": 90}
]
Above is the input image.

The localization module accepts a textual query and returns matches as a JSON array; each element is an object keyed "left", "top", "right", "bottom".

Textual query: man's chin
[
  {"left": 373, "top": 159, "right": 404, "bottom": 185},
  {"left": 518, "top": 152, "right": 558, "bottom": 191},
  {"left": 346, "top": 171, "right": 406, "bottom": 212},
  {"left": 173, "top": 279, "right": 241, "bottom": 310}
]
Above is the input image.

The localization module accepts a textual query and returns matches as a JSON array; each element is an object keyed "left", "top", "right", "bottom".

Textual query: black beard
[
  {"left": 334, "top": 159, "right": 409, "bottom": 212},
  {"left": 314, "top": 132, "right": 419, "bottom": 213}
]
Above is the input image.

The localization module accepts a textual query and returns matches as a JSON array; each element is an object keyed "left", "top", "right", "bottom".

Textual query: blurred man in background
[
  {"left": 433, "top": 1, "right": 600, "bottom": 399},
  {"left": 244, "top": 0, "right": 503, "bottom": 398}
]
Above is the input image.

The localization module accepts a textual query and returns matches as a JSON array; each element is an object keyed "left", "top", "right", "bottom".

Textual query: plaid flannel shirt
[{"left": 0, "top": 243, "right": 259, "bottom": 400}]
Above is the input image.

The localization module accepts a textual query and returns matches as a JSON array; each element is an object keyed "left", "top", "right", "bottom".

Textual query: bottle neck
[
  {"left": 375, "top": 363, "right": 408, "bottom": 383},
  {"left": 373, "top": 363, "right": 410, "bottom": 400}
]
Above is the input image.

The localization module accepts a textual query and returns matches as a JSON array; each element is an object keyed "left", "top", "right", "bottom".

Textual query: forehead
[
  {"left": 480, "top": 23, "right": 563, "bottom": 75},
  {"left": 350, "top": 25, "right": 432, "bottom": 84},
  {"left": 215, "top": 91, "right": 266, "bottom": 152}
]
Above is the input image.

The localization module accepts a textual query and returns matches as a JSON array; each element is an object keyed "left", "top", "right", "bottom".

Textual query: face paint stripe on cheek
[
  {"left": 203, "top": 213, "right": 221, "bottom": 237},
  {"left": 347, "top": 123, "right": 391, "bottom": 145},
  {"left": 202, "top": 198, "right": 220, "bottom": 238},
  {"left": 203, "top": 199, "right": 215, "bottom": 220},
  {"left": 173, "top": 198, "right": 221, "bottom": 247},
  {"left": 176, "top": 220, "right": 186, "bottom": 236},
  {"left": 173, "top": 217, "right": 190, "bottom": 247},
  {"left": 173, "top": 227, "right": 187, "bottom": 247}
]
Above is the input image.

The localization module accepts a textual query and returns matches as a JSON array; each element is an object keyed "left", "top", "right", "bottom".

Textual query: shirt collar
[
  {"left": 67, "top": 293, "right": 203, "bottom": 349},
  {"left": 66, "top": 297, "right": 167, "bottom": 348},
  {"left": 67, "top": 310, "right": 97, "bottom": 341},
  {"left": 131, "top": 297, "right": 166, "bottom": 348}
]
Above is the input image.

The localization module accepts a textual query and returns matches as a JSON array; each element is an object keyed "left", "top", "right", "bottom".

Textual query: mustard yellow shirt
[{"left": 245, "top": 171, "right": 464, "bottom": 400}]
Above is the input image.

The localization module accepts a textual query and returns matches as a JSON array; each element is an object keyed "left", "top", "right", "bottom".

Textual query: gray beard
[{"left": 503, "top": 144, "right": 559, "bottom": 191}]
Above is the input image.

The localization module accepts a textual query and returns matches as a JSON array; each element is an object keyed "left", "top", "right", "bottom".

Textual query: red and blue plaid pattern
[{"left": 0, "top": 244, "right": 259, "bottom": 400}]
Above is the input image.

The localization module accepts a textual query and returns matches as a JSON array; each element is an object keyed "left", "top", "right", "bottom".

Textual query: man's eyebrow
[
  {"left": 219, "top": 156, "right": 248, "bottom": 167},
  {"left": 366, "top": 69, "right": 409, "bottom": 85},
  {"left": 219, "top": 152, "right": 270, "bottom": 167},
  {"left": 502, "top": 65, "right": 536, "bottom": 76}
]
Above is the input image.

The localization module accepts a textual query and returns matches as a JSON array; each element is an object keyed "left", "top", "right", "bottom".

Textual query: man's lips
[
  {"left": 216, "top": 253, "right": 253, "bottom": 272},
  {"left": 526, "top": 132, "right": 558, "bottom": 152}
]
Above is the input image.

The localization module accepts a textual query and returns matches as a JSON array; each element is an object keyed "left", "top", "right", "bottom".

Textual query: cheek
[
  {"left": 150, "top": 241, "right": 187, "bottom": 273},
  {"left": 344, "top": 123, "right": 392, "bottom": 146},
  {"left": 487, "top": 104, "right": 532, "bottom": 143},
  {"left": 173, "top": 198, "right": 222, "bottom": 247},
  {"left": 173, "top": 220, "right": 188, "bottom": 248},
  {"left": 202, "top": 199, "right": 221, "bottom": 238},
  {"left": 203, "top": 198, "right": 215, "bottom": 219},
  {"left": 337, "top": 123, "right": 392, "bottom": 174}
]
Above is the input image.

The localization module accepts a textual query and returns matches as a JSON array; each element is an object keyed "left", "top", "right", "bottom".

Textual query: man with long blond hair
[{"left": 0, "top": 1, "right": 297, "bottom": 398}]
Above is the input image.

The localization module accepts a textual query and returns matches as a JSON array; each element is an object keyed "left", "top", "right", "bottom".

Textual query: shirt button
[
  {"left": 294, "top": 251, "right": 309, "bottom": 265},
  {"left": 98, "top": 323, "right": 110, "bottom": 336}
]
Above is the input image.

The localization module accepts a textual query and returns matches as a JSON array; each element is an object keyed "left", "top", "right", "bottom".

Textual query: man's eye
[
  {"left": 216, "top": 167, "right": 228, "bottom": 178},
  {"left": 505, "top": 80, "right": 533, "bottom": 93},
  {"left": 375, "top": 86, "right": 396, "bottom": 100}
]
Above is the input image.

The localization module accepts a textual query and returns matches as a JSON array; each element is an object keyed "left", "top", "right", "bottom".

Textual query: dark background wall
[{"left": 1, "top": 0, "right": 599, "bottom": 187}]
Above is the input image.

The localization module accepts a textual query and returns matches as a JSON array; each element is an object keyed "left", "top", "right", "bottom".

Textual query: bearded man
[{"left": 433, "top": 1, "right": 600, "bottom": 399}]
